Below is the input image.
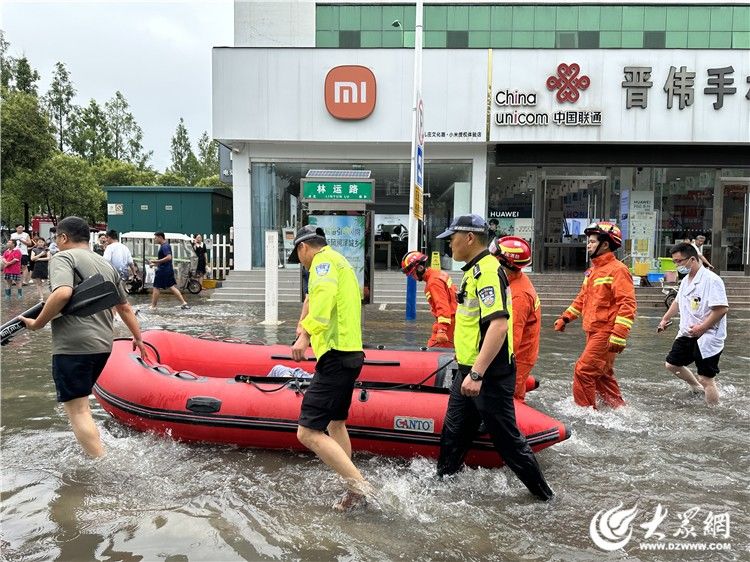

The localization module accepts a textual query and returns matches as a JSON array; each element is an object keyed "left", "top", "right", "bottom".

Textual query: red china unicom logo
[
  {"left": 546, "top": 63, "right": 590, "bottom": 103},
  {"left": 325, "top": 65, "right": 377, "bottom": 120}
]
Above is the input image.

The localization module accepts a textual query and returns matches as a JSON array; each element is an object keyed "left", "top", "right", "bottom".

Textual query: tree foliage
[
  {"left": 0, "top": 89, "right": 56, "bottom": 181},
  {"left": 104, "top": 91, "right": 152, "bottom": 167},
  {"left": 13, "top": 56, "right": 40, "bottom": 95},
  {"left": 195, "top": 174, "right": 224, "bottom": 187},
  {"left": 158, "top": 170, "right": 189, "bottom": 186},
  {"left": 92, "top": 158, "right": 158, "bottom": 188},
  {"left": 0, "top": 30, "right": 14, "bottom": 91},
  {"left": 168, "top": 117, "right": 201, "bottom": 184},
  {"left": 197, "top": 130, "right": 219, "bottom": 179},
  {"left": 68, "top": 99, "right": 112, "bottom": 163},
  {"left": 4, "top": 154, "right": 104, "bottom": 224},
  {"left": 44, "top": 62, "right": 76, "bottom": 151}
]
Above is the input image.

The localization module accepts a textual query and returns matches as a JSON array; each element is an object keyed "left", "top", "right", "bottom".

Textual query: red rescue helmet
[
  {"left": 401, "top": 251, "right": 429, "bottom": 280},
  {"left": 584, "top": 221, "right": 623, "bottom": 250},
  {"left": 489, "top": 236, "right": 532, "bottom": 271}
]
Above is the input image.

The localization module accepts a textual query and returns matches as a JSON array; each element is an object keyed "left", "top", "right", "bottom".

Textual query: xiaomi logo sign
[{"left": 325, "top": 65, "right": 377, "bottom": 120}]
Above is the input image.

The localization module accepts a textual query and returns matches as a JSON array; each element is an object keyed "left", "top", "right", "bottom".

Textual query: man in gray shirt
[{"left": 20, "top": 216, "right": 146, "bottom": 458}]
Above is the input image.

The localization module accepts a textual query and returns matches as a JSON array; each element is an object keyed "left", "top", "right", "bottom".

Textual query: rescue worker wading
[
  {"left": 287, "top": 225, "right": 372, "bottom": 510},
  {"left": 400, "top": 251, "right": 457, "bottom": 348},
  {"left": 554, "top": 222, "right": 636, "bottom": 409},
  {"left": 435, "top": 214, "right": 554, "bottom": 502},
  {"left": 489, "top": 236, "right": 541, "bottom": 402}
]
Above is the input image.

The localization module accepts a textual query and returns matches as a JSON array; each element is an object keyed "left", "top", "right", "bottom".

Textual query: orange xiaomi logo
[{"left": 325, "top": 65, "right": 377, "bottom": 120}]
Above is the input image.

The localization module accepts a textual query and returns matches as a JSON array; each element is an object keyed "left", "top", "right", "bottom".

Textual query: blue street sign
[{"left": 416, "top": 145, "right": 424, "bottom": 188}]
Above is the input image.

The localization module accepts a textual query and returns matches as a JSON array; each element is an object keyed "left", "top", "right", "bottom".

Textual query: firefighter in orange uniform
[
  {"left": 401, "top": 251, "right": 457, "bottom": 348},
  {"left": 554, "top": 222, "right": 636, "bottom": 409},
  {"left": 489, "top": 236, "right": 540, "bottom": 401}
]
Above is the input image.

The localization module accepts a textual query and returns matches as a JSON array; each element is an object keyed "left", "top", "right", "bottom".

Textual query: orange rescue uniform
[
  {"left": 509, "top": 272, "right": 541, "bottom": 401},
  {"left": 560, "top": 252, "right": 636, "bottom": 408},
  {"left": 423, "top": 268, "right": 457, "bottom": 348}
]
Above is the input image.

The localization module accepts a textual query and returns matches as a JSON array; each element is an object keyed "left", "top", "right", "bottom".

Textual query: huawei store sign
[{"left": 325, "top": 65, "right": 377, "bottom": 120}]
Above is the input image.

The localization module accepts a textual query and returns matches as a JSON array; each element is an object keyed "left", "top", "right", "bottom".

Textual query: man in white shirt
[
  {"left": 10, "top": 224, "right": 33, "bottom": 285},
  {"left": 658, "top": 242, "right": 728, "bottom": 406},
  {"left": 103, "top": 230, "right": 138, "bottom": 281}
]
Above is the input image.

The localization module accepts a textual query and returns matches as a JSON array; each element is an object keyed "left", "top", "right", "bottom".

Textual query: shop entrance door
[
  {"left": 542, "top": 175, "right": 607, "bottom": 271},
  {"left": 721, "top": 179, "right": 750, "bottom": 274}
]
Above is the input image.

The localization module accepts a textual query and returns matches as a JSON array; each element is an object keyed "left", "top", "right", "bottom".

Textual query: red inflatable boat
[{"left": 93, "top": 331, "right": 569, "bottom": 467}]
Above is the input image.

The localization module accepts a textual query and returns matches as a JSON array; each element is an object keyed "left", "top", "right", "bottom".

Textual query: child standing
[{"left": 2, "top": 239, "right": 23, "bottom": 299}]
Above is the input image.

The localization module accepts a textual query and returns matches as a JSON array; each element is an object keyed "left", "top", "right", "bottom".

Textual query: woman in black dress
[
  {"left": 30, "top": 238, "right": 50, "bottom": 301},
  {"left": 192, "top": 234, "right": 209, "bottom": 284}
]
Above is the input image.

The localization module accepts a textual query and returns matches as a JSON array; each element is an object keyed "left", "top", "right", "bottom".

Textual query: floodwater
[{"left": 1, "top": 292, "right": 748, "bottom": 561}]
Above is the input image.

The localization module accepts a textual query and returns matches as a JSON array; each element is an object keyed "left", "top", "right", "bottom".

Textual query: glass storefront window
[
  {"left": 653, "top": 168, "right": 714, "bottom": 258},
  {"left": 249, "top": 160, "right": 468, "bottom": 269}
]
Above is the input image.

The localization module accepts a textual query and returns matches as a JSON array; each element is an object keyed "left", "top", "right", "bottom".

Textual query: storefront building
[{"left": 213, "top": 2, "right": 750, "bottom": 273}]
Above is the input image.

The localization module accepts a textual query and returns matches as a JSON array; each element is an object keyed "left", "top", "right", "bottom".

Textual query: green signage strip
[{"left": 301, "top": 180, "right": 374, "bottom": 202}]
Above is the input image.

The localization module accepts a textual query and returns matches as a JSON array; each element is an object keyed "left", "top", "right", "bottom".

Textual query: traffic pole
[{"left": 405, "top": 0, "right": 424, "bottom": 322}]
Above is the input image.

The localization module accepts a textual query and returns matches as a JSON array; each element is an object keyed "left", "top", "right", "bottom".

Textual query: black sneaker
[{"left": 180, "top": 304, "right": 190, "bottom": 310}]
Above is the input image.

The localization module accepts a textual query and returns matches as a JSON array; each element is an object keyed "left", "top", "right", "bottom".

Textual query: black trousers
[{"left": 437, "top": 368, "right": 554, "bottom": 501}]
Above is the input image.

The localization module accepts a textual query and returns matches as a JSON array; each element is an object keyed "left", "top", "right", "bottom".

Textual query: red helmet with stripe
[
  {"left": 489, "top": 236, "right": 532, "bottom": 271},
  {"left": 401, "top": 251, "right": 429, "bottom": 280},
  {"left": 584, "top": 221, "right": 622, "bottom": 250}
]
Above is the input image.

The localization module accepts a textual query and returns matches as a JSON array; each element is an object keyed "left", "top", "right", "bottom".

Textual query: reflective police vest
[
  {"left": 454, "top": 250, "right": 514, "bottom": 375},
  {"left": 299, "top": 245, "right": 363, "bottom": 358}
]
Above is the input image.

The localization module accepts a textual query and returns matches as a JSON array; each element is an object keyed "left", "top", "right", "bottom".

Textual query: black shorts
[
  {"left": 666, "top": 336, "right": 722, "bottom": 378},
  {"left": 298, "top": 350, "right": 365, "bottom": 431},
  {"left": 21, "top": 255, "right": 30, "bottom": 267},
  {"left": 52, "top": 353, "right": 111, "bottom": 402}
]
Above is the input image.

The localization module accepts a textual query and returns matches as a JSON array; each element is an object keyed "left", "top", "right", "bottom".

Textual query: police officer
[
  {"left": 435, "top": 214, "right": 554, "bottom": 501},
  {"left": 287, "top": 225, "right": 372, "bottom": 510}
]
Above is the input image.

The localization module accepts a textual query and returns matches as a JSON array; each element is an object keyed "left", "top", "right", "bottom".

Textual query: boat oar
[{"left": 1, "top": 273, "right": 122, "bottom": 345}]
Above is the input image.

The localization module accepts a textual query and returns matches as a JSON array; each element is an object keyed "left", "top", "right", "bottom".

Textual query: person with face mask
[
  {"left": 658, "top": 242, "right": 728, "bottom": 406},
  {"left": 400, "top": 251, "right": 457, "bottom": 348},
  {"left": 489, "top": 236, "right": 540, "bottom": 402},
  {"left": 554, "top": 222, "right": 636, "bottom": 409}
]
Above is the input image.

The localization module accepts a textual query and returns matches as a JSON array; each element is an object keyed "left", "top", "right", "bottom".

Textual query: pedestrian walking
[
  {"left": 19, "top": 216, "right": 146, "bottom": 458},
  {"left": 489, "top": 236, "right": 540, "bottom": 402},
  {"left": 400, "top": 251, "right": 457, "bottom": 348},
  {"left": 287, "top": 225, "right": 372, "bottom": 510},
  {"left": 93, "top": 233, "right": 107, "bottom": 256},
  {"left": 149, "top": 232, "right": 189, "bottom": 310},
  {"left": 435, "top": 214, "right": 554, "bottom": 501},
  {"left": 554, "top": 222, "right": 636, "bottom": 409},
  {"left": 103, "top": 230, "right": 138, "bottom": 282},
  {"left": 658, "top": 242, "right": 728, "bottom": 406}
]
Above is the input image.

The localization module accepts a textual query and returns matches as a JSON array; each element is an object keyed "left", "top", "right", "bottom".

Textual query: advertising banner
[{"left": 308, "top": 215, "right": 366, "bottom": 294}]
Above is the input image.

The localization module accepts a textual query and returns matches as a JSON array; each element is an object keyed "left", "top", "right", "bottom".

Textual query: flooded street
[{"left": 1, "top": 294, "right": 748, "bottom": 561}]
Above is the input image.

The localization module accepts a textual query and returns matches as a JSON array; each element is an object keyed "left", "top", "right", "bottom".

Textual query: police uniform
[
  {"left": 297, "top": 245, "right": 365, "bottom": 431},
  {"left": 437, "top": 248, "right": 553, "bottom": 501}
]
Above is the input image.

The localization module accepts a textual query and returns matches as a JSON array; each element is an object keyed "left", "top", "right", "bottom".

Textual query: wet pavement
[{"left": 1, "top": 290, "right": 748, "bottom": 561}]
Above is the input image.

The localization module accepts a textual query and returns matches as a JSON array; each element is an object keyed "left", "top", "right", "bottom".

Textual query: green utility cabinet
[{"left": 104, "top": 186, "right": 232, "bottom": 234}]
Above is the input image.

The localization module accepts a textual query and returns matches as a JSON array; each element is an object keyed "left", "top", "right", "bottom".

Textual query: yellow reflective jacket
[
  {"left": 454, "top": 251, "right": 514, "bottom": 375},
  {"left": 300, "top": 246, "right": 362, "bottom": 358}
]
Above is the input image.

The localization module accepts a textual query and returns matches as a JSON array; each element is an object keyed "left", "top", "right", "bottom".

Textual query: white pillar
[
  {"left": 261, "top": 230, "right": 282, "bottom": 325},
  {"left": 470, "top": 146, "right": 488, "bottom": 219},
  {"left": 231, "top": 148, "right": 252, "bottom": 270}
]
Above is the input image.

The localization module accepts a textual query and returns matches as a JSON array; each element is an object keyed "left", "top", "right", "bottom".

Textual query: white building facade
[{"left": 214, "top": 1, "right": 750, "bottom": 274}]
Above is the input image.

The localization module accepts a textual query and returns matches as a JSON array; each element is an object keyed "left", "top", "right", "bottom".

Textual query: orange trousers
[
  {"left": 515, "top": 361, "right": 533, "bottom": 401},
  {"left": 573, "top": 331, "right": 626, "bottom": 409}
]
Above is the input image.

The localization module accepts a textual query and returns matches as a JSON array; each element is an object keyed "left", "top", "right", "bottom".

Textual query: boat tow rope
[{"left": 234, "top": 375, "right": 310, "bottom": 395}]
